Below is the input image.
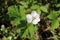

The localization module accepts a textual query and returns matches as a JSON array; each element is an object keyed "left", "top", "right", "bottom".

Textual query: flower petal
[
  {"left": 34, "top": 14, "right": 40, "bottom": 18},
  {"left": 36, "top": 18, "right": 40, "bottom": 22},
  {"left": 32, "top": 18, "right": 40, "bottom": 25},
  {"left": 26, "top": 14, "right": 32, "bottom": 23},
  {"left": 31, "top": 11, "right": 40, "bottom": 18}
]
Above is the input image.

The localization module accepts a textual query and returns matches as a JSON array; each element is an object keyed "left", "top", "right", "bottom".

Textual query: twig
[
  {"left": 51, "top": 31, "right": 58, "bottom": 40},
  {"left": 35, "top": 30, "right": 39, "bottom": 40}
]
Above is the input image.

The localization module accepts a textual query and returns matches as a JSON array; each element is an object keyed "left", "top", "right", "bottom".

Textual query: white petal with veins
[
  {"left": 26, "top": 14, "right": 32, "bottom": 23},
  {"left": 26, "top": 11, "right": 40, "bottom": 25},
  {"left": 31, "top": 11, "right": 40, "bottom": 18},
  {"left": 37, "top": 18, "right": 40, "bottom": 22},
  {"left": 34, "top": 14, "right": 40, "bottom": 18},
  {"left": 32, "top": 18, "right": 40, "bottom": 24},
  {"left": 31, "top": 11, "right": 38, "bottom": 17}
]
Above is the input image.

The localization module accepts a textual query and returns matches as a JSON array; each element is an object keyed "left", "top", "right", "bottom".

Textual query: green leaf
[
  {"left": 22, "top": 24, "right": 38, "bottom": 39},
  {"left": 20, "top": 1, "right": 28, "bottom": 8},
  {"left": 31, "top": 5, "right": 40, "bottom": 10},
  {"left": 47, "top": 10, "right": 59, "bottom": 20},
  {"left": 30, "top": 5, "right": 41, "bottom": 14},
  {"left": 20, "top": 6, "right": 26, "bottom": 20},
  {"left": 58, "top": 17, "right": 60, "bottom": 22},
  {"left": 50, "top": 19, "right": 59, "bottom": 30},
  {"left": 11, "top": 18, "right": 20, "bottom": 26},
  {"left": 21, "top": 28, "right": 29, "bottom": 38},
  {"left": 8, "top": 5, "right": 20, "bottom": 18},
  {"left": 40, "top": 4, "right": 49, "bottom": 13},
  {"left": 7, "top": 5, "right": 21, "bottom": 26},
  {"left": 28, "top": 24, "right": 37, "bottom": 37},
  {"left": 55, "top": 3, "right": 60, "bottom": 7}
]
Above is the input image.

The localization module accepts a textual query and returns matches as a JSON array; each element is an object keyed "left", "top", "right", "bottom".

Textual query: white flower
[
  {"left": 26, "top": 11, "right": 40, "bottom": 25},
  {"left": 1, "top": 25, "right": 5, "bottom": 31},
  {"left": 1, "top": 25, "right": 5, "bottom": 28}
]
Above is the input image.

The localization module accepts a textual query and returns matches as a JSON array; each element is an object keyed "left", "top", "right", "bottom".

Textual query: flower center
[{"left": 32, "top": 16, "right": 35, "bottom": 20}]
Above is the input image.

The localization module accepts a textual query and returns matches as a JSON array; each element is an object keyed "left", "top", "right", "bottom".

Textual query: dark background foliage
[{"left": 0, "top": 0, "right": 60, "bottom": 40}]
